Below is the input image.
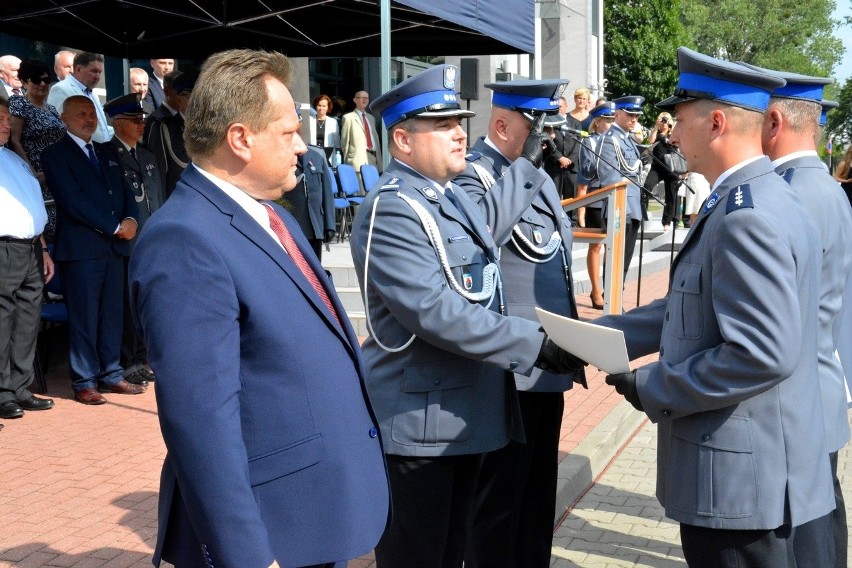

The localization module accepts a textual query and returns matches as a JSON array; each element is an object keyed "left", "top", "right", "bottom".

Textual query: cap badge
[{"left": 444, "top": 66, "right": 457, "bottom": 90}]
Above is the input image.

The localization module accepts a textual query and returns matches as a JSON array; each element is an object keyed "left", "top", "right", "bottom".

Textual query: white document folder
[{"left": 535, "top": 307, "right": 631, "bottom": 374}]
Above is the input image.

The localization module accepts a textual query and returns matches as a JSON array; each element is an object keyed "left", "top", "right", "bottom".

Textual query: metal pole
[{"left": 380, "top": 0, "right": 391, "bottom": 170}]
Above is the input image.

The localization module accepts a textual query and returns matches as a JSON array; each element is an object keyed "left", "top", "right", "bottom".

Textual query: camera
[{"left": 661, "top": 117, "right": 669, "bottom": 124}]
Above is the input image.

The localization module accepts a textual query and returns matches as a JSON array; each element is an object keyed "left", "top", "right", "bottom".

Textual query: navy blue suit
[
  {"left": 41, "top": 135, "right": 138, "bottom": 392},
  {"left": 143, "top": 74, "right": 165, "bottom": 111},
  {"left": 129, "top": 165, "right": 389, "bottom": 567}
]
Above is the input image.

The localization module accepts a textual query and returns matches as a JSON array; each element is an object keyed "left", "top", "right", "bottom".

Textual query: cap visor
[
  {"left": 418, "top": 109, "right": 476, "bottom": 120},
  {"left": 656, "top": 95, "right": 694, "bottom": 111}
]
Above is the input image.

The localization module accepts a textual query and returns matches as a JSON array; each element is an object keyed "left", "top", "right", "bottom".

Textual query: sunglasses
[{"left": 29, "top": 76, "right": 51, "bottom": 85}]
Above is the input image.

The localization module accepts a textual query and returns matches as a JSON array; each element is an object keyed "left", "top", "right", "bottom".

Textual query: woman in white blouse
[{"left": 311, "top": 94, "right": 339, "bottom": 164}]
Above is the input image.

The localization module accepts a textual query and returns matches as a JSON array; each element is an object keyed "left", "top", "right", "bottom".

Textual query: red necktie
[
  {"left": 264, "top": 203, "right": 341, "bottom": 326},
  {"left": 362, "top": 112, "right": 373, "bottom": 151},
  {"left": 11, "top": 87, "right": 20, "bottom": 95}
]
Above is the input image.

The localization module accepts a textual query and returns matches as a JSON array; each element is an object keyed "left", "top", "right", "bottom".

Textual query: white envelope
[{"left": 536, "top": 307, "right": 631, "bottom": 374}]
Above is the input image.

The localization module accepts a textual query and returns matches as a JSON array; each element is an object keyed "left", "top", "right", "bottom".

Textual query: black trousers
[
  {"left": 375, "top": 453, "right": 484, "bottom": 568},
  {"left": 681, "top": 523, "right": 797, "bottom": 568},
  {"left": 623, "top": 218, "right": 641, "bottom": 278},
  {"left": 0, "top": 242, "right": 43, "bottom": 403},
  {"left": 465, "top": 391, "right": 565, "bottom": 568},
  {"left": 644, "top": 168, "right": 680, "bottom": 225},
  {"left": 120, "top": 257, "right": 147, "bottom": 375},
  {"left": 793, "top": 451, "right": 843, "bottom": 568}
]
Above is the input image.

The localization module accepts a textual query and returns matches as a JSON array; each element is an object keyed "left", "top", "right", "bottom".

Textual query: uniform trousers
[
  {"left": 681, "top": 523, "right": 797, "bottom": 568},
  {"left": 120, "top": 256, "right": 147, "bottom": 376},
  {"left": 61, "top": 253, "right": 125, "bottom": 392},
  {"left": 375, "top": 453, "right": 484, "bottom": 568},
  {"left": 792, "top": 451, "right": 843, "bottom": 568},
  {"left": 0, "top": 241, "right": 43, "bottom": 403},
  {"left": 465, "top": 391, "right": 565, "bottom": 568}
]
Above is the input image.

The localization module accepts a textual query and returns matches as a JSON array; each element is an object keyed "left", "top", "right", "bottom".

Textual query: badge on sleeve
[{"left": 703, "top": 191, "right": 720, "bottom": 213}]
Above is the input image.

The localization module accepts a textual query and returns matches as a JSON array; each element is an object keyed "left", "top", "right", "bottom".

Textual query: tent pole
[{"left": 380, "top": 0, "right": 392, "bottom": 169}]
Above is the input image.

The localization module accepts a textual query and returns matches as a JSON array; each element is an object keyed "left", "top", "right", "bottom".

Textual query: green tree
[
  {"left": 679, "top": 0, "right": 843, "bottom": 76},
  {"left": 603, "top": 0, "right": 692, "bottom": 127},
  {"left": 826, "top": 77, "right": 852, "bottom": 149}
]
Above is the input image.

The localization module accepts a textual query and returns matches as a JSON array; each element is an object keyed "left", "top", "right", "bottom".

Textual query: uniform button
[
  {"left": 524, "top": 182, "right": 532, "bottom": 189},
  {"left": 509, "top": 361, "right": 518, "bottom": 370},
  {"left": 680, "top": 280, "right": 685, "bottom": 287},
  {"left": 433, "top": 378, "right": 441, "bottom": 386},
  {"left": 701, "top": 434, "right": 711, "bottom": 442},
  {"left": 662, "top": 410, "right": 671, "bottom": 417},
  {"left": 108, "top": 190, "right": 113, "bottom": 194},
  {"left": 462, "top": 255, "right": 467, "bottom": 261},
  {"left": 369, "top": 427, "right": 378, "bottom": 438},
  {"left": 665, "top": 312, "right": 669, "bottom": 321}
]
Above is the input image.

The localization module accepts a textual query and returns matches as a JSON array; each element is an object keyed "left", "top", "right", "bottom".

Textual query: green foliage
[
  {"left": 603, "top": 0, "right": 692, "bottom": 127},
  {"left": 825, "top": 77, "right": 852, "bottom": 148}
]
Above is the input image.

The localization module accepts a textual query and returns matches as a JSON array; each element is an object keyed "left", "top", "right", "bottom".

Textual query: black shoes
[
  {"left": 0, "top": 400, "right": 24, "bottom": 419},
  {"left": 124, "top": 370, "right": 150, "bottom": 386},
  {"left": 18, "top": 395, "right": 54, "bottom": 411}
]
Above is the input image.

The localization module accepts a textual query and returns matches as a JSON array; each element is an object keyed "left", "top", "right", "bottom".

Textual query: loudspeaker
[{"left": 459, "top": 58, "right": 479, "bottom": 101}]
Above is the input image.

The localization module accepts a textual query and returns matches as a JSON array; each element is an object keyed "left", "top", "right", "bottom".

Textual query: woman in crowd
[
  {"left": 834, "top": 144, "right": 852, "bottom": 207},
  {"left": 8, "top": 59, "right": 66, "bottom": 242},
  {"left": 644, "top": 111, "right": 684, "bottom": 229},
  {"left": 576, "top": 101, "right": 616, "bottom": 309},
  {"left": 311, "top": 94, "right": 340, "bottom": 164}
]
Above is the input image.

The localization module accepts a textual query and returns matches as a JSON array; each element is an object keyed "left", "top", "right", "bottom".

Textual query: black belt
[{"left": 0, "top": 236, "right": 39, "bottom": 244}]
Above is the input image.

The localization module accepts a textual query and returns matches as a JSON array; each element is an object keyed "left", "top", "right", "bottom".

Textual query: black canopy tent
[{"left": 0, "top": 0, "right": 534, "bottom": 59}]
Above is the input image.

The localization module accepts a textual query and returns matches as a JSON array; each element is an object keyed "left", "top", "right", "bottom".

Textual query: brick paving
[{"left": 0, "top": 253, "right": 672, "bottom": 567}]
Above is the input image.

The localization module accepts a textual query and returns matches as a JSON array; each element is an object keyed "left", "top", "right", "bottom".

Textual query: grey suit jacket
[
  {"left": 596, "top": 157, "right": 834, "bottom": 530},
  {"left": 340, "top": 110, "right": 381, "bottom": 170},
  {"left": 350, "top": 158, "right": 547, "bottom": 457},
  {"left": 456, "top": 138, "right": 584, "bottom": 392},
  {"left": 775, "top": 152, "right": 852, "bottom": 453}
]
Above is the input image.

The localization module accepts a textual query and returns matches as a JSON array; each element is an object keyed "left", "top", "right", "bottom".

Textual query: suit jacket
[
  {"left": 144, "top": 74, "right": 165, "bottom": 110},
  {"left": 350, "top": 158, "right": 548, "bottom": 457},
  {"left": 776, "top": 153, "right": 852, "bottom": 452},
  {"left": 284, "top": 145, "right": 336, "bottom": 241},
  {"left": 46, "top": 77, "right": 112, "bottom": 143},
  {"left": 596, "top": 157, "right": 834, "bottom": 530},
  {"left": 146, "top": 111, "right": 188, "bottom": 196},
  {"left": 593, "top": 122, "right": 643, "bottom": 220},
  {"left": 456, "top": 138, "right": 584, "bottom": 392},
  {"left": 110, "top": 137, "right": 167, "bottom": 233},
  {"left": 41, "top": 134, "right": 137, "bottom": 261},
  {"left": 129, "top": 165, "right": 389, "bottom": 568},
  {"left": 340, "top": 109, "right": 381, "bottom": 170}
]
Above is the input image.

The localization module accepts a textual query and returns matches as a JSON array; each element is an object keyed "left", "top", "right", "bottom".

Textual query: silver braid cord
[{"left": 509, "top": 228, "right": 562, "bottom": 263}]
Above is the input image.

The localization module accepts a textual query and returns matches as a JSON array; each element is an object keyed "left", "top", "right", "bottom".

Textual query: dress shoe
[
  {"left": 590, "top": 293, "right": 604, "bottom": 310},
  {"left": 98, "top": 379, "right": 146, "bottom": 395},
  {"left": 75, "top": 388, "right": 107, "bottom": 405},
  {"left": 17, "top": 395, "right": 54, "bottom": 411},
  {"left": 124, "top": 370, "right": 150, "bottom": 387},
  {"left": 0, "top": 400, "right": 24, "bottom": 419},
  {"left": 141, "top": 368, "right": 156, "bottom": 382}
]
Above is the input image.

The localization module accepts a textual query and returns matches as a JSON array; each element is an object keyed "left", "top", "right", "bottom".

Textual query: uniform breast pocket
[
  {"left": 445, "top": 239, "right": 487, "bottom": 293},
  {"left": 670, "top": 262, "right": 703, "bottom": 341},
  {"left": 392, "top": 359, "right": 476, "bottom": 447},
  {"left": 668, "top": 413, "right": 757, "bottom": 519}
]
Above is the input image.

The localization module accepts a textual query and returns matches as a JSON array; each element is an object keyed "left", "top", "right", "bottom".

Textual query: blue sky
[{"left": 834, "top": 1, "right": 852, "bottom": 82}]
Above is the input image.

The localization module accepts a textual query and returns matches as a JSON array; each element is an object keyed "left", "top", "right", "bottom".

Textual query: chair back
[
  {"left": 360, "top": 164, "right": 380, "bottom": 191},
  {"left": 336, "top": 164, "right": 361, "bottom": 198}
]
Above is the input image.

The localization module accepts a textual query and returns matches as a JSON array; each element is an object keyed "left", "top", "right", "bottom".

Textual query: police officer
[
  {"left": 453, "top": 79, "right": 586, "bottom": 568},
  {"left": 742, "top": 64, "right": 852, "bottom": 568},
  {"left": 586, "top": 95, "right": 645, "bottom": 277},
  {"left": 104, "top": 93, "right": 166, "bottom": 386},
  {"left": 597, "top": 47, "right": 834, "bottom": 567},
  {"left": 349, "top": 64, "right": 583, "bottom": 568}
]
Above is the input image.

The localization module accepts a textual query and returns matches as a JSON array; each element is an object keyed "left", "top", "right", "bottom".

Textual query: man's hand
[
  {"left": 42, "top": 249, "right": 55, "bottom": 283},
  {"left": 536, "top": 335, "right": 587, "bottom": 377},
  {"left": 116, "top": 218, "right": 138, "bottom": 240},
  {"left": 558, "top": 156, "right": 572, "bottom": 169},
  {"left": 605, "top": 371, "right": 643, "bottom": 411}
]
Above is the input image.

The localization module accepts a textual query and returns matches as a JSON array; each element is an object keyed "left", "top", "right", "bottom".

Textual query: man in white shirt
[
  {"left": 46, "top": 51, "right": 112, "bottom": 142},
  {"left": 0, "top": 97, "right": 56, "bottom": 423}
]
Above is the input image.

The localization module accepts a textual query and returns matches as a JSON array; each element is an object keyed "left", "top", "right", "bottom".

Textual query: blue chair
[
  {"left": 34, "top": 245, "right": 67, "bottom": 393},
  {"left": 360, "top": 163, "right": 380, "bottom": 191},
  {"left": 336, "top": 164, "right": 364, "bottom": 208},
  {"left": 330, "top": 171, "right": 353, "bottom": 242}
]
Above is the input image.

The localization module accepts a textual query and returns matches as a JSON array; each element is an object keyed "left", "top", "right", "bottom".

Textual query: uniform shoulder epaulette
[
  {"left": 379, "top": 177, "right": 401, "bottom": 191},
  {"left": 726, "top": 184, "right": 754, "bottom": 214},
  {"left": 465, "top": 150, "right": 482, "bottom": 162},
  {"left": 780, "top": 168, "right": 796, "bottom": 184}
]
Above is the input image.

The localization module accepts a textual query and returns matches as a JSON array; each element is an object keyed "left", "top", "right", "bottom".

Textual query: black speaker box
[{"left": 459, "top": 58, "right": 479, "bottom": 100}]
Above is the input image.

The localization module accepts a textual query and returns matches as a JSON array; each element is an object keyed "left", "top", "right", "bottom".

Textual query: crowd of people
[{"left": 1, "top": 43, "right": 851, "bottom": 568}]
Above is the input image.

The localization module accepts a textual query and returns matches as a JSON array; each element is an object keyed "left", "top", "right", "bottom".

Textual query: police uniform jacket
[
  {"left": 593, "top": 122, "right": 643, "bottom": 221},
  {"left": 776, "top": 153, "right": 852, "bottom": 453},
  {"left": 111, "top": 137, "right": 166, "bottom": 234},
  {"left": 456, "top": 138, "right": 584, "bottom": 392},
  {"left": 579, "top": 132, "right": 606, "bottom": 210},
  {"left": 596, "top": 157, "right": 834, "bottom": 530},
  {"left": 350, "top": 158, "right": 548, "bottom": 457},
  {"left": 285, "top": 145, "right": 336, "bottom": 241}
]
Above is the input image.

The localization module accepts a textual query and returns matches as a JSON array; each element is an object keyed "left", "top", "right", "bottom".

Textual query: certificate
[{"left": 535, "top": 307, "right": 631, "bottom": 374}]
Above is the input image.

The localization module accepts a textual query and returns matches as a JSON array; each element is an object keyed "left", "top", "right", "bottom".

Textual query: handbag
[{"left": 662, "top": 148, "right": 688, "bottom": 175}]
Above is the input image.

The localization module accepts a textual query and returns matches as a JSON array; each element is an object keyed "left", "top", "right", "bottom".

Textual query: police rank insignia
[
  {"left": 444, "top": 66, "right": 457, "bottom": 90},
  {"left": 703, "top": 191, "right": 720, "bottom": 213},
  {"left": 726, "top": 184, "right": 754, "bottom": 213},
  {"left": 424, "top": 187, "right": 438, "bottom": 200}
]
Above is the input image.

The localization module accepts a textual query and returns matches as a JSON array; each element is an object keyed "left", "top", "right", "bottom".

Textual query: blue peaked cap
[
  {"left": 589, "top": 101, "right": 616, "bottom": 119},
  {"left": 820, "top": 99, "right": 838, "bottom": 127},
  {"left": 103, "top": 93, "right": 144, "bottom": 118},
  {"left": 738, "top": 62, "right": 833, "bottom": 104},
  {"left": 485, "top": 79, "right": 568, "bottom": 118},
  {"left": 657, "top": 47, "right": 786, "bottom": 112},
  {"left": 369, "top": 65, "right": 475, "bottom": 129},
  {"left": 613, "top": 96, "right": 644, "bottom": 114}
]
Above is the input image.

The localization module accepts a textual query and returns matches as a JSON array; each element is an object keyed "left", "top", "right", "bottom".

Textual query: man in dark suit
[
  {"left": 283, "top": 143, "right": 336, "bottom": 260},
  {"left": 129, "top": 49, "right": 389, "bottom": 568},
  {"left": 104, "top": 93, "right": 166, "bottom": 387},
  {"left": 41, "top": 95, "right": 144, "bottom": 405},
  {"left": 143, "top": 58, "right": 173, "bottom": 111},
  {"left": 146, "top": 70, "right": 195, "bottom": 197},
  {"left": 143, "top": 69, "right": 181, "bottom": 146}
]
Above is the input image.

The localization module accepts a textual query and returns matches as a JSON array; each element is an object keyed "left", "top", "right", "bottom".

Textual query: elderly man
[
  {"left": 130, "top": 49, "right": 389, "bottom": 568},
  {"left": 597, "top": 47, "right": 834, "bottom": 567},
  {"left": 340, "top": 90, "right": 382, "bottom": 179},
  {"left": 47, "top": 52, "right": 112, "bottom": 142},
  {"left": 0, "top": 97, "right": 55, "bottom": 424},
  {"left": 128, "top": 68, "right": 154, "bottom": 115},
  {"left": 350, "top": 64, "right": 582, "bottom": 567},
  {"left": 0, "top": 55, "right": 22, "bottom": 98},
  {"left": 53, "top": 50, "right": 75, "bottom": 82}
]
